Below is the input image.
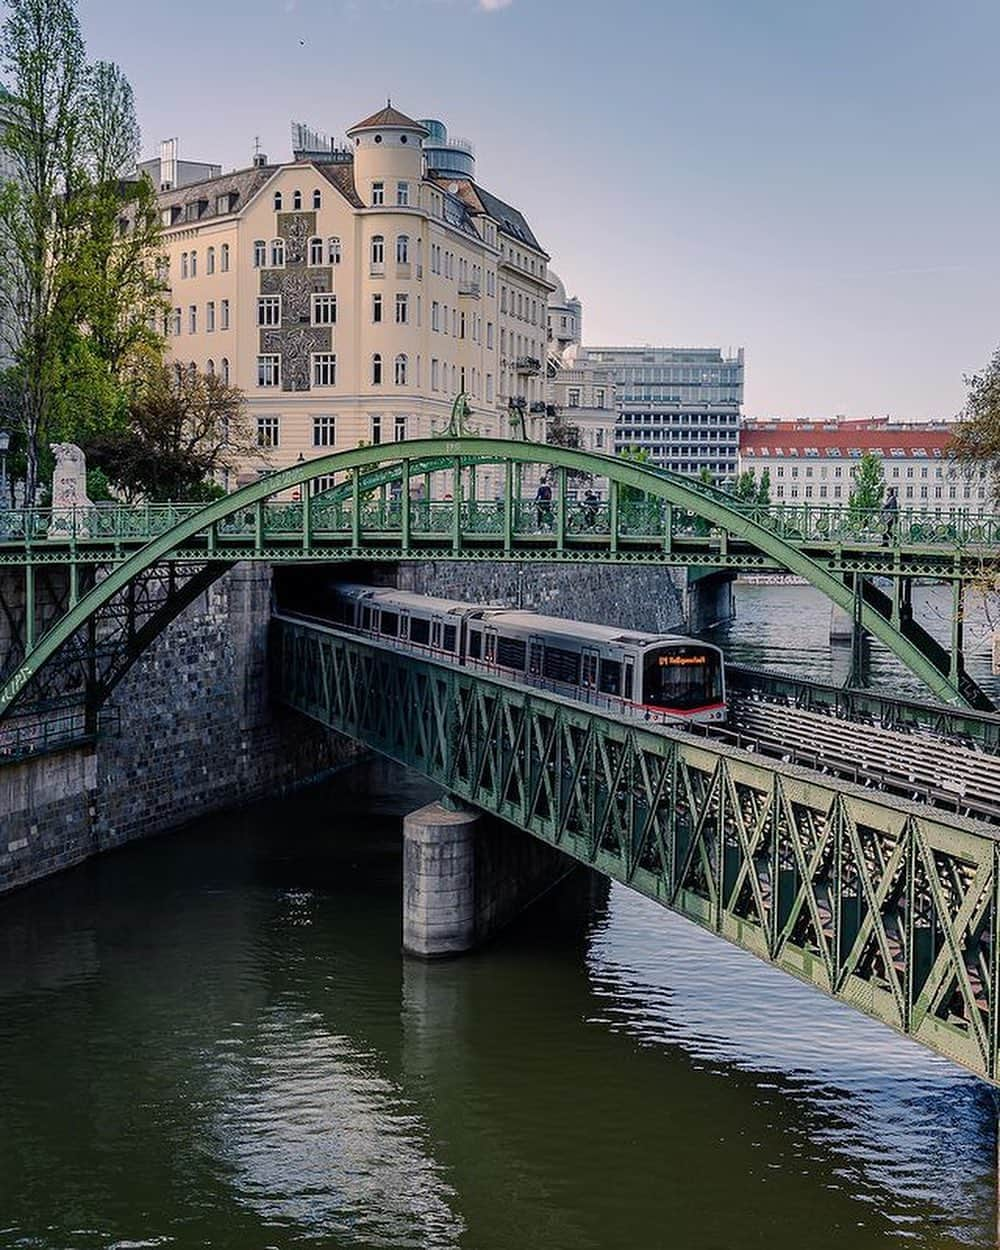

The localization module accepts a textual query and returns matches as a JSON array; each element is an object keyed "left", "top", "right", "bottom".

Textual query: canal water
[{"left": 1, "top": 583, "right": 999, "bottom": 1249}]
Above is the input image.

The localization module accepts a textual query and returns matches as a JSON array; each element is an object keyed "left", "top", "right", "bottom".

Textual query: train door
[
  {"left": 528, "top": 635, "right": 544, "bottom": 680},
  {"left": 624, "top": 655, "right": 637, "bottom": 704},
  {"left": 581, "top": 646, "right": 599, "bottom": 697},
  {"left": 483, "top": 626, "right": 498, "bottom": 666},
  {"left": 431, "top": 619, "right": 442, "bottom": 654}
]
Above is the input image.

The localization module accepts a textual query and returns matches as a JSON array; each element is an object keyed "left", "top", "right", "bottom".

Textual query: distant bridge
[
  {"left": 0, "top": 438, "right": 997, "bottom": 729},
  {"left": 272, "top": 612, "right": 1000, "bottom": 1086}
]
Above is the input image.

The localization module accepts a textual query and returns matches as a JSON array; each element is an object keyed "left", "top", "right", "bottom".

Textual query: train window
[
  {"left": 361, "top": 607, "right": 372, "bottom": 631},
  {"left": 642, "top": 648, "right": 721, "bottom": 710},
  {"left": 497, "top": 636, "right": 526, "bottom": 670},
  {"left": 410, "top": 617, "right": 430, "bottom": 646},
  {"left": 528, "top": 641, "right": 543, "bottom": 676},
  {"left": 380, "top": 611, "right": 398, "bottom": 637},
  {"left": 542, "top": 646, "right": 580, "bottom": 685},
  {"left": 443, "top": 624, "right": 457, "bottom": 652},
  {"left": 599, "top": 659, "right": 622, "bottom": 696},
  {"left": 468, "top": 629, "right": 482, "bottom": 659},
  {"left": 581, "top": 653, "right": 597, "bottom": 688}
]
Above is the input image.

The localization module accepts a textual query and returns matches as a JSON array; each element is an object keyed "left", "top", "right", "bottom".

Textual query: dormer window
[
  {"left": 372, "top": 181, "right": 384, "bottom": 206},
  {"left": 273, "top": 191, "right": 282, "bottom": 211}
]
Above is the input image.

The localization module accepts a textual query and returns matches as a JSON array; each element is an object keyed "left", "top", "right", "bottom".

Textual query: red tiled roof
[
  {"left": 742, "top": 425, "right": 954, "bottom": 455},
  {"left": 348, "top": 105, "right": 428, "bottom": 134}
]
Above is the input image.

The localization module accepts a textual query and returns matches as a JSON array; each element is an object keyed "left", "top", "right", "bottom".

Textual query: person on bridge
[
  {"left": 880, "top": 487, "right": 899, "bottom": 546},
  {"left": 534, "top": 478, "right": 553, "bottom": 529},
  {"left": 582, "top": 489, "right": 599, "bottom": 529}
]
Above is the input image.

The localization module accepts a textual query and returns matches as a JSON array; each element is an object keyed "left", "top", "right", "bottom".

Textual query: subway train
[{"left": 303, "top": 583, "right": 726, "bottom": 725}]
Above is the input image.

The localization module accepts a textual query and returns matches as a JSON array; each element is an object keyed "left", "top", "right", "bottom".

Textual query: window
[
  {"left": 172, "top": 307, "right": 181, "bottom": 335},
  {"left": 313, "top": 415, "right": 336, "bottom": 446},
  {"left": 567, "top": 388, "right": 580, "bottom": 407},
  {"left": 432, "top": 301, "right": 440, "bottom": 331},
  {"left": 313, "top": 189, "right": 322, "bottom": 210},
  {"left": 221, "top": 243, "right": 229, "bottom": 272},
  {"left": 257, "top": 295, "right": 281, "bottom": 327},
  {"left": 206, "top": 358, "right": 215, "bottom": 376},
  {"left": 188, "top": 305, "right": 197, "bottom": 333},
  {"left": 595, "top": 388, "right": 606, "bottom": 409},
  {"left": 311, "top": 293, "right": 337, "bottom": 325},
  {"left": 394, "top": 415, "right": 406, "bottom": 442},
  {"left": 180, "top": 251, "right": 189, "bottom": 279},
  {"left": 371, "top": 181, "right": 384, "bottom": 206},
  {"left": 486, "top": 321, "right": 494, "bottom": 348},
  {"left": 486, "top": 373, "right": 493, "bottom": 402},
  {"left": 371, "top": 414, "right": 382, "bottom": 444},
  {"left": 188, "top": 250, "right": 197, "bottom": 277},
  {"left": 397, "top": 181, "right": 409, "bottom": 206},
  {"left": 206, "top": 247, "right": 215, "bottom": 275},
  {"left": 372, "top": 293, "right": 383, "bottom": 323},
  {"left": 328, "top": 237, "right": 341, "bottom": 264},
  {"left": 292, "top": 189, "right": 302, "bottom": 210},
  {"left": 312, "top": 354, "right": 337, "bottom": 386},
  {"left": 394, "top": 354, "right": 407, "bottom": 385},
  {"left": 221, "top": 299, "right": 230, "bottom": 329},
  {"left": 396, "top": 235, "right": 409, "bottom": 264},
  {"left": 220, "top": 357, "right": 230, "bottom": 384},
  {"left": 309, "top": 236, "right": 323, "bottom": 265},
  {"left": 270, "top": 238, "right": 285, "bottom": 267},
  {"left": 257, "top": 415, "right": 280, "bottom": 447},
  {"left": 206, "top": 301, "right": 215, "bottom": 331},
  {"left": 431, "top": 358, "right": 439, "bottom": 391},
  {"left": 371, "top": 235, "right": 384, "bottom": 268},
  {"left": 395, "top": 293, "right": 408, "bottom": 324},
  {"left": 257, "top": 354, "right": 281, "bottom": 387},
  {"left": 273, "top": 191, "right": 282, "bottom": 211},
  {"left": 372, "top": 353, "right": 383, "bottom": 384},
  {"left": 253, "top": 239, "right": 266, "bottom": 267}
]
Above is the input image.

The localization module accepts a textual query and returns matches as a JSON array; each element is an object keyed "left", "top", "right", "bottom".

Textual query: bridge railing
[{"left": 1, "top": 495, "right": 999, "bottom": 551}]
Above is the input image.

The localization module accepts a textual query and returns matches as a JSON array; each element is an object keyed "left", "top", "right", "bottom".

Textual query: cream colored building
[{"left": 153, "top": 105, "right": 554, "bottom": 492}]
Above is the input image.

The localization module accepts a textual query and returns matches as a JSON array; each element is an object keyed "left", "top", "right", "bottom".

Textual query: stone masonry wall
[{"left": 0, "top": 564, "right": 355, "bottom": 894}]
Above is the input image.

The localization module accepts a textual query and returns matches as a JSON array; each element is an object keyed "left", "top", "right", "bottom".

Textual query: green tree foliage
[
  {"left": 87, "top": 364, "right": 263, "bottom": 502},
  {"left": 757, "top": 467, "right": 771, "bottom": 505},
  {"left": 951, "top": 344, "right": 1000, "bottom": 488},
  {"left": 733, "top": 469, "right": 757, "bottom": 502},
  {"left": 617, "top": 445, "right": 653, "bottom": 502},
  {"left": 0, "top": 4, "right": 164, "bottom": 501},
  {"left": 848, "top": 450, "right": 885, "bottom": 522}
]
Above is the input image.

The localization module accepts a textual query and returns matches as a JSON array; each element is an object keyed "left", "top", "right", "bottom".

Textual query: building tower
[{"left": 346, "top": 104, "right": 428, "bottom": 207}]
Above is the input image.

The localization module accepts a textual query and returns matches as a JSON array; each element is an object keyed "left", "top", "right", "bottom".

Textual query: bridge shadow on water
[{"left": 0, "top": 757, "right": 996, "bottom": 1250}]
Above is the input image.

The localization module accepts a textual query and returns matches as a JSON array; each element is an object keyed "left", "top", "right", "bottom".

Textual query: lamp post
[{"left": 0, "top": 429, "right": 9, "bottom": 508}]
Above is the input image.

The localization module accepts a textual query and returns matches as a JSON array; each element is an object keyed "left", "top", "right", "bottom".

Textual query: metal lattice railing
[{"left": 272, "top": 613, "right": 1000, "bottom": 1086}]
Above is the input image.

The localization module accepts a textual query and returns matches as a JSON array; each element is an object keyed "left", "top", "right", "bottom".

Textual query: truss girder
[
  {"left": 272, "top": 615, "right": 1000, "bottom": 1085},
  {"left": 0, "top": 438, "right": 994, "bottom": 721}
]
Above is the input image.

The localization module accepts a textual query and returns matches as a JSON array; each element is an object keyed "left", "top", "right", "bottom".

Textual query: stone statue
[{"left": 50, "top": 442, "right": 92, "bottom": 534}]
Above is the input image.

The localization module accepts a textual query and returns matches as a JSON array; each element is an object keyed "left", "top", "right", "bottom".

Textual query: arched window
[
  {"left": 206, "top": 358, "right": 215, "bottom": 376},
  {"left": 206, "top": 246, "right": 215, "bottom": 274},
  {"left": 309, "top": 236, "right": 323, "bottom": 265},
  {"left": 292, "top": 189, "right": 302, "bottom": 210},
  {"left": 394, "top": 353, "right": 407, "bottom": 386},
  {"left": 270, "top": 238, "right": 285, "bottom": 267},
  {"left": 328, "top": 237, "right": 341, "bottom": 265},
  {"left": 221, "top": 357, "right": 230, "bottom": 384},
  {"left": 180, "top": 251, "right": 188, "bottom": 279},
  {"left": 396, "top": 235, "right": 409, "bottom": 264},
  {"left": 370, "top": 235, "right": 384, "bottom": 267},
  {"left": 253, "top": 239, "right": 266, "bottom": 267},
  {"left": 221, "top": 243, "right": 230, "bottom": 272},
  {"left": 273, "top": 190, "right": 282, "bottom": 211},
  {"left": 313, "top": 189, "right": 322, "bottom": 210},
  {"left": 372, "top": 353, "right": 382, "bottom": 385}
]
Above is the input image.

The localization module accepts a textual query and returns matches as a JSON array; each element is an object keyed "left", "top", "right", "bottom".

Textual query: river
[{"left": 1, "top": 584, "right": 998, "bottom": 1248}]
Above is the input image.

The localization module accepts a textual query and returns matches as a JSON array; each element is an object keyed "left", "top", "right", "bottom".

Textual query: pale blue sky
[{"left": 79, "top": 0, "right": 1000, "bottom": 418}]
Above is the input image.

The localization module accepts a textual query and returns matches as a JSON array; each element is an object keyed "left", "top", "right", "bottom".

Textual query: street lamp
[{"left": 0, "top": 429, "right": 10, "bottom": 507}]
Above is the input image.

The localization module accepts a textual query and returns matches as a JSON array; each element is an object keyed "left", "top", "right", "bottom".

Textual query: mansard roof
[
  {"left": 432, "top": 176, "right": 547, "bottom": 257},
  {"left": 348, "top": 104, "right": 428, "bottom": 134},
  {"left": 154, "top": 158, "right": 364, "bottom": 222}
]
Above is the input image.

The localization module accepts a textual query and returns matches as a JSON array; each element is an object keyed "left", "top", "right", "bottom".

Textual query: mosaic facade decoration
[{"left": 257, "top": 211, "right": 334, "bottom": 392}]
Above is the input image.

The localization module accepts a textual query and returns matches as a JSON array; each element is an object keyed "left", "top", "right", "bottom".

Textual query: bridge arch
[{"left": 0, "top": 437, "right": 982, "bottom": 720}]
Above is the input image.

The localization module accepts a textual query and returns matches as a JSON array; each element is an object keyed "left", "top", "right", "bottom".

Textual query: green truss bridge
[
  {"left": 0, "top": 438, "right": 998, "bottom": 730},
  {"left": 272, "top": 612, "right": 1000, "bottom": 1086}
]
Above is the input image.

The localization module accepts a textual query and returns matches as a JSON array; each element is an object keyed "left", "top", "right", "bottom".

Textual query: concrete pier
[{"left": 402, "top": 799, "right": 575, "bottom": 958}]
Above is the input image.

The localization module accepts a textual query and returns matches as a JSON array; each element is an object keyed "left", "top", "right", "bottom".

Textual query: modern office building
[
  {"left": 740, "top": 417, "right": 993, "bottom": 510},
  {"left": 575, "top": 346, "right": 745, "bottom": 480},
  {"left": 149, "top": 104, "right": 554, "bottom": 488}
]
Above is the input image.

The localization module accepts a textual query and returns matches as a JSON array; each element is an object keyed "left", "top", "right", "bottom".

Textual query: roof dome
[
  {"left": 548, "top": 269, "right": 568, "bottom": 306},
  {"left": 347, "top": 104, "right": 429, "bottom": 137}
]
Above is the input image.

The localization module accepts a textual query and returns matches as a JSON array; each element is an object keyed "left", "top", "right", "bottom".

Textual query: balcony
[
  {"left": 369, "top": 262, "right": 385, "bottom": 278},
  {"left": 458, "top": 281, "right": 481, "bottom": 298},
  {"left": 515, "top": 356, "right": 542, "bottom": 375}
]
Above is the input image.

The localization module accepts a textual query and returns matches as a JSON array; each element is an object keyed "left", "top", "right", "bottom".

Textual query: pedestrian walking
[{"left": 881, "top": 487, "right": 899, "bottom": 546}]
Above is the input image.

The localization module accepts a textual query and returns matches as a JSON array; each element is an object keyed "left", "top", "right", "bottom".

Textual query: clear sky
[{"left": 78, "top": 0, "right": 1000, "bottom": 419}]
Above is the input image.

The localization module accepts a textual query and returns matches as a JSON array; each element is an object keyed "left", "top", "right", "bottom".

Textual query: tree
[
  {"left": 848, "top": 450, "right": 885, "bottom": 522},
  {"left": 87, "top": 364, "right": 263, "bottom": 501},
  {"left": 617, "top": 445, "right": 653, "bottom": 503},
  {"left": 732, "top": 469, "right": 757, "bottom": 502},
  {"left": 951, "top": 344, "right": 1000, "bottom": 489},
  {"left": 0, "top": 0, "right": 87, "bottom": 504},
  {"left": 756, "top": 467, "right": 772, "bottom": 506},
  {"left": 546, "top": 408, "right": 591, "bottom": 483}
]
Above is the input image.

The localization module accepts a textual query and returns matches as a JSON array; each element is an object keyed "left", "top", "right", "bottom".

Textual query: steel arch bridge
[
  {"left": 272, "top": 614, "right": 1000, "bottom": 1086},
  {"left": 0, "top": 437, "right": 996, "bottom": 730}
]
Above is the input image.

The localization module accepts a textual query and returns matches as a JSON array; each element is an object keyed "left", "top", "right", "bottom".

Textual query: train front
[{"left": 640, "top": 643, "right": 726, "bottom": 722}]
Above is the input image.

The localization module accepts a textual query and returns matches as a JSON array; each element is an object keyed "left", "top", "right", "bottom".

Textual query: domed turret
[{"left": 346, "top": 103, "right": 428, "bottom": 206}]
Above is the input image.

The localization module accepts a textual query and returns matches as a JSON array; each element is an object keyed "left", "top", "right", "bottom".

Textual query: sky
[{"left": 77, "top": 0, "right": 1000, "bottom": 419}]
